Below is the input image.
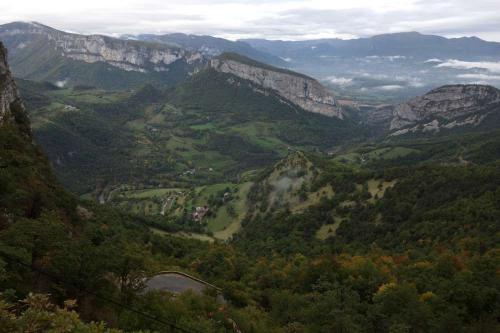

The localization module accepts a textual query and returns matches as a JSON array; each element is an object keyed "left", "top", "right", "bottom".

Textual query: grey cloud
[
  {"left": 0, "top": 0, "right": 499, "bottom": 41},
  {"left": 250, "top": 5, "right": 500, "bottom": 40}
]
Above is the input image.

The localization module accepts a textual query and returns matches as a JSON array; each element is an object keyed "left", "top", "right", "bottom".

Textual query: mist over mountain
[{"left": 243, "top": 32, "right": 500, "bottom": 102}]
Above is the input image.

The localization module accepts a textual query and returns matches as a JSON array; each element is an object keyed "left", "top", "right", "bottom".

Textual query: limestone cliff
[
  {"left": 0, "top": 22, "right": 204, "bottom": 74},
  {"left": 210, "top": 53, "right": 343, "bottom": 119},
  {"left": 0, "top": 42, "right": 26, "bottom": 133},
  {"left": 391, "top": 85, "right": 500, "bottom": 131},
  {"left": 0, "top": 41, "right": 74, "bottom": 223}
]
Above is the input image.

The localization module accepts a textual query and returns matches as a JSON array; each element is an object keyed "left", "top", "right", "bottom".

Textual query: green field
[{"left": 333, "top": 146, "right": 420, "bottom": 165}]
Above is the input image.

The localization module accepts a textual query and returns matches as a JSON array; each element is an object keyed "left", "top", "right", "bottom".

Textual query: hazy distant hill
[{"left": 243, "top": 32, "right": 500, "bottom": 59}]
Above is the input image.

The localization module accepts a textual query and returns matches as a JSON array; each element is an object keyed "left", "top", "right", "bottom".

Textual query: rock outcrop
[
  {"left": 0, "top": 42, "right": 25, "bottom": 130},
  {"left": 210, "top": 53, "right": 344, "bottom": 119},
  {"left": 0, "top": 22, "right": 204, "bottom": 73},
  {"left": 391, "top": 85, "right": 500, "bottom": 130}
]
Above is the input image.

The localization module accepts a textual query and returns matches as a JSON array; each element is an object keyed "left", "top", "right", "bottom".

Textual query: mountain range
[
  {"left": 2, "top": 22, "right": 500, "bottom": 100},
  {"left": 242, "top": 32, "right": 500, "bottom": 59}
]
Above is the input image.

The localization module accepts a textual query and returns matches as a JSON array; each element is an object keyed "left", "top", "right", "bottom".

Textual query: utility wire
[{"left": 0, "top": 250, "right": 205, "bottom": 333}]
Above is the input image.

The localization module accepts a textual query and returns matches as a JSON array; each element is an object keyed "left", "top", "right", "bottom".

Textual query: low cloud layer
[
  {"left": 375, "top": 85, "right": 405, "bottom": 91},
  {"left": 0, "top": 0, "right": 499, "bottom": 41},
  {"left": 436, "top": 60, "right": 500, "bottom": 73},
  {"left": 326, "top": 76, "right": 354, "bottom": 86},
  {"left": 457, "top": 73, "right": 500, "bottom": 80}
]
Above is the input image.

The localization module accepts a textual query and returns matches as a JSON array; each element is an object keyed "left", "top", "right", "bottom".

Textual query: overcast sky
[{"left": 1, "top": 0, "right": 500, "bottom": 41}]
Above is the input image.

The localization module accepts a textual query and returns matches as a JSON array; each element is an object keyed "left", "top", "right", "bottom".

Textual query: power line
[{"left": 0, "top": 250, "right": 205, "bottom": 333}]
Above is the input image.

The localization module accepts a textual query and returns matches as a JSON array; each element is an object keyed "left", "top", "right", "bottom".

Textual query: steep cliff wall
[
  {"left": 0, "top": 22, "right": 204, "bottom": 74},
  {"left": 391, "top": 85, "right": 500, "bottom": 130},
  {"left": 0, "top": 40, "right": 75, "bottom": 222},
  {"left": 0, "top": 42, "right": 26, "bottom": 132},
  {"left": 210, "top": 53, "right": 343, "bottom": 119}
]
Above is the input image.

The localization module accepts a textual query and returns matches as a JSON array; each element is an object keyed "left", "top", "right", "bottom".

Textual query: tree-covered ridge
[
  {"left": 227, "top": 161, "right": 500, "bottom": 332},
  {"left": 215, "top": 52, "right": 313, "bottom": 79},
  {"left": 234, "top": 151, "right": 499, "bottom": 251}
]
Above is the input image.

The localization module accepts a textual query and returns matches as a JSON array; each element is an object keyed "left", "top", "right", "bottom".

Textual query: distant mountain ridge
[{"left": 242, "top": 32, "right": 500, "bottom": 59}]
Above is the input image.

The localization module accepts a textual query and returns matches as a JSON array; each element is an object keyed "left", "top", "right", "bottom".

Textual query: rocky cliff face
[
  {"left": 0, "top": 42, "right": 25, "bottom": 129},
  {"left": 391, "top": 85, "right": 500, "bottom": 131},
  {"left": 0, "top": 41, "right": 73, "bottom": 223},
  {"left": 210, "top": 53, "right": 343, "bottom": 119},
  {"left": 0, "top": 22, "right": 204, "bottom": 73}
]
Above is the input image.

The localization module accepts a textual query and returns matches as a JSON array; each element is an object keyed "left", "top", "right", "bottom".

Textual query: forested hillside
[{"left": 17, "top": 69, "right": 361, "bottom": 196}]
